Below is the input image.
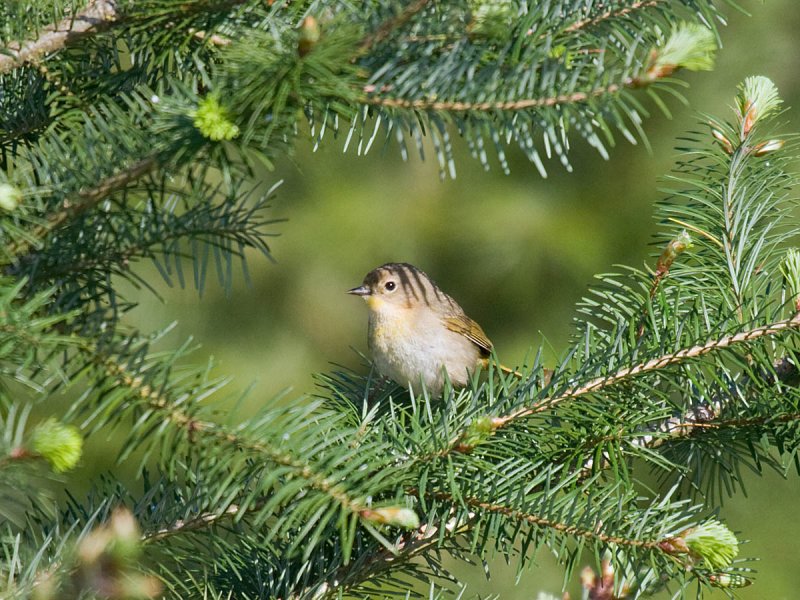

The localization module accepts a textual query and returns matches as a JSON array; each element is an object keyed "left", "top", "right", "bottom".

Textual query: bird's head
[{"left": 348, "top": 263, "right": 442, "bottom": 312}]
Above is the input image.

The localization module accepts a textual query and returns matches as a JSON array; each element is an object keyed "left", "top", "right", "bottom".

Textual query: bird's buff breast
[{"left": 367, "top": 302, "right": 480, "bottom": 394}]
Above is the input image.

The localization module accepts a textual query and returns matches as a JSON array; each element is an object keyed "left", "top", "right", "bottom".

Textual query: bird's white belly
[{"left": 369, "top": 311, "right": 480, "bottom": 395}]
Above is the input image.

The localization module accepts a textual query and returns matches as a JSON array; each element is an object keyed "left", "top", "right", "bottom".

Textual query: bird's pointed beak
[{"left": 347, "top": 285, "right": 371, "bottom": 297}]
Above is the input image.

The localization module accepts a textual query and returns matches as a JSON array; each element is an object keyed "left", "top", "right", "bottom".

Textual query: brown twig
[
  {"left": 92, "top": 346, "right": 366, "bottom": 515},
  {"left": 429, "top": 490, "right": 660, "bottom": 549},
  {"left": 144, "top": 504, "right": 242, "bottom": 542},
  {"left": 438, "top": 315, "right": 800, "bottom": 456},
  {"left": 0, "top": 0, "right": 120, "bottom": 75},
  {"left": 364, "top": 81, "right": 627, "bottom": 112},
  {"left": 499, "top": 316, "right": 800, "bottom": 423},
  {"left": 563, "top": 0, "right": 664, "bottom": 34},
  {"left": 0, "top": 0, "right": 252, "bottom": 76}
]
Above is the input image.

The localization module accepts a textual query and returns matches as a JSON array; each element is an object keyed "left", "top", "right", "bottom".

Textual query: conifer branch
[
  {"left": 429, "top": 491, "right": 660, "bottom": 549},
  {"left": 722, "top": 150, "right": 746, "bottom": 320},
  {"left": 0, "top": 0, "right": 250, "bottom": 75},
  {"left": 297, "top": 516, "right": 461, "bottom": 600},
  {"left": 667, "top": 411, "right": 800, "bottom": 435},
  {"left": 498, "top": 316, "right": 800, "bottom": 423},
  {"left": 564, "top": 0, "right": 664, "bottom": 34},
  {"left": 573, "top": 354, "right": 800, "bottom": 477},
  {"left": 72, "top": 158, "right": 157, "bottom": 208},
  {"left": 364, "top": 81, "right": 627, "bottom": 113},
  {"left": 144, "top": 504, "right": 242, "bottom": 542},
  {"left": 302, "top": 478, "right": 690, "bottom": 599},
  {"left": 4, "top": 157, "right": 156, "bottom": 262},
  {"left": 445, "top": 315, "right": 800, "bottom": 454},
  {"left": 0, "top": 0, "right": 119, "bottom": 75},
  {"left": 35, "top": 221, "right": 251, "bottom": 281},
  {"left": 88, "top": 346, "right": 367, "bottom": 516}
]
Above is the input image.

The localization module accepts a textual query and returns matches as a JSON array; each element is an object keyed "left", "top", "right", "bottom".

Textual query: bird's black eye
[{"left": 384, "top": 281, "right": 397, "bottom": 292}]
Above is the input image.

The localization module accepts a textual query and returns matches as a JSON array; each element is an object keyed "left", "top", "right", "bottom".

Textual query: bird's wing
[{"left": 443, "top": 314, "right": 493, "bottom": 356}]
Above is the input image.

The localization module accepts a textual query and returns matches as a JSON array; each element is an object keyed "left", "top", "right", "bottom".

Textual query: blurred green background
[{"left": 116, "top": 2, "right": 800, "bottom": 598}]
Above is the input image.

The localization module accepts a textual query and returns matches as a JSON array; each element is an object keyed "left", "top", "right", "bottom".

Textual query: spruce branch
[
  {"left": 428, "top": 491, "right": 660, "bottom": 550},
  {"left": 143, "top": 504, "right": 242, "bottom": 543},
  {"left": 3, "top": 157, "right": 156, "bottom": 263},
  {"left": 364, "top": 81, "right": 628, "bottom": 113},
  {"left": 91, "top": 348, "right": 367, "bottom": 516},
  {"left": 445, "top": 315, "right": 800, "bottom": 455},
  {"left": 501, "top": 315, "right": 800, "bottom": 420},
  {"left": 563, "top": 0, "right": 663, "bottom": 34},
  {"left": 288, "top": 525, "right": 441, "bottom": 599},
  {"left": 0, "top": 0, "right": 119, "bottom": 75},
  {"left": 362, "top": 22, "right": 715, "bottom": 122},
  {"left": 0, "top": 0, "right": 255, "bottom": 76},
  {"left": 669, "top": 410, "right": 800, "bottom": 434}
]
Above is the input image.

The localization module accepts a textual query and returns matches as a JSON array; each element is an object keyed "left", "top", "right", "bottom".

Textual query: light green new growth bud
[
  {"left": 709, "top": 572, "right": 752, "bottom": 588},
  {"left": 780, "top": 248, "right": 800, "bottom": 310},
  {"left": 655, "top": 230, "right": 693, "bottom": 275},
  {"left": 672, "top": 230, "right": 693, "bottom": 254},
  {"left": 361, "top": 506, "right": 420, "bottom": 529},
  {"left": 460, "top": 416, "right": 495, "bottom": 449},
  {"left": 0, "top": 182, "right": 22, "bottom": 211},
  {"left": 548, "top": 45, "right": 574, "bottom": 69},
  {"left": 468, "top": 0, "right": 515, "bottom": 40},
  {"left": 737, "top": 76, "right": 782, "bottom": 136},
  {"left": 648, "top": 23, "right": 716, "bottom": 79},
  {"left": 192, "top": 94, "right": 240, "bottom": 141},
  {"left": 30, "top": 419, "right": 83, "bottom": 472},
  {"left": 682, "top": 520, "right": 739, "bottom": 570}
]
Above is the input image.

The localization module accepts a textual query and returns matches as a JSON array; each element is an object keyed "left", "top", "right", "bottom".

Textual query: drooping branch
[
  {"left": 3, "top": 157, "right": 157, "bottom": 263},
  {"left": 429, "top": 491, "right": 661, "bottom": 549},
  {"left": 83, "top": 342, "right": 368, "bottom": 517}
]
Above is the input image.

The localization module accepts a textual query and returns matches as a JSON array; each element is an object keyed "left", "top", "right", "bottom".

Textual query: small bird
[{"left": 348, "top": 262, "right": 498, "bottom": 396}]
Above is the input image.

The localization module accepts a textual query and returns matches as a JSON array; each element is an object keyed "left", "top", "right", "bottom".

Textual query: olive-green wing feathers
[{"left": 443, "top": 314, "right": 493, "bottom": 356}]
